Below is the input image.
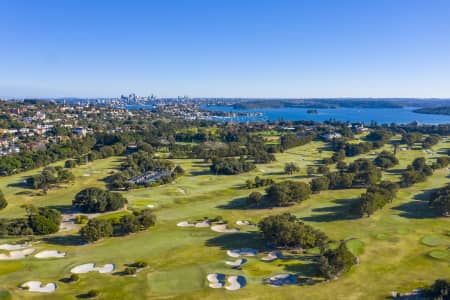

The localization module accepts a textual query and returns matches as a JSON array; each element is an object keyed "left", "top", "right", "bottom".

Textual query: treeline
[
  {"left": 210, "top": 157, "right": 256, "bottom": 175},
  {"left": 258, "top": 213, "right": 356, "bottom": 279},
  {"left": 330, "top": 128, "right": 393, "bottom": 157},
  {"left": 0, "top": 136, "right": 126, "bottom": 176},
  {"left": 0, "top": 205, "right": 61, "bottom": 236},
  {"left": 79, "top": 209, "right": 156, "bottom": 242}
]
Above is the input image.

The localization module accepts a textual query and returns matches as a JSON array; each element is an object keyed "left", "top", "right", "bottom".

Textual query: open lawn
[{"left": 0, "top": 138, "right": 449, "bottom": 299}]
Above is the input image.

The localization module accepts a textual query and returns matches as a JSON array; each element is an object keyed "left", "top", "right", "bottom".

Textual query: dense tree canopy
[
  {"left": 73, "top": 187, "right": 127, "bottom": 213},
  {"left": 265, "top": 181, "right": 311, "bottom": 206},
  {"left": 258, "top": 213, "right": 327, "bottom": 248}
]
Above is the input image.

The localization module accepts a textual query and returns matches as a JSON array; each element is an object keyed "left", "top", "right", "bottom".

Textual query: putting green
[
  {"left": 428, "top": 250, "right": 449, "bottom": 260},
  {"left": 421, "top": 235, "right": 444, "bottom": 247}
]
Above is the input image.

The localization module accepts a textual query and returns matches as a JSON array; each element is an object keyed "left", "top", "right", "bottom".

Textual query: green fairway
[{"left": 0, "top": 138, "right": 449, "bottom": 299}]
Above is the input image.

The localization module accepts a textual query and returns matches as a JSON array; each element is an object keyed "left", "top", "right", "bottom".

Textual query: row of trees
[
  {"left": 245, "top": 176, "right": 274, "bottom": 189},
  {"left": 258, "top": 213, "right": 356, "bottom": 279},
  {"left": 79, "top": 209, "right": 156, "bottom": 242},
  {"left": 351, "top": 181, "right": 399, "bottom": 217}
]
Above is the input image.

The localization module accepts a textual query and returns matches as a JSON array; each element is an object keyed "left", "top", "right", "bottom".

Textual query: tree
[
  {"left": 80, "top": 219, "right": 113, "bottom": 242},
  {"left": 373, "top": 151, "right": 398, "bottom": 169},
  {"left": 284, "top": 162, "right": 300, "bottom": 175},
  {"left": 73, "top": 188, "right": 127, "bottom": 213},
  {"left": 64, "top": 160, "right": 77, "bottom": 168},
  {"left": 28, "top": 207, "right": 62, "bottom": 235},
  {"left": 266, "top": 181, "right": 311, "bottom": 206},
  {"left": 319, "top": 243, "right": 356, "bottom": 279},
  {"left": 0, "top": 189, "right": 7, "bottom": 210},
  {"left": 310, "top": 177, "right": 330, "bottom": 193},
  {"left": 247, "top": 191, "right": 263, "bottom": 207}
]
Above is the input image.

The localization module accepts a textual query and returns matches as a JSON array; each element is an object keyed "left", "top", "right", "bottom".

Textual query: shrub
[
  {"left": 75, "top": 215, "right": 88, "bottom": 224},
  {"left": 79, "top": 219, "right": 113, "bottom": 242}
]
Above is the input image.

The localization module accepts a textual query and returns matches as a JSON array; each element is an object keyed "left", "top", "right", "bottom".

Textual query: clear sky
[{"left": 1, "top": 0, "right": 450, "bottom": 98}]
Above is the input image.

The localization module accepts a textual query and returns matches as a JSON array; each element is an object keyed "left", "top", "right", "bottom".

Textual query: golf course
[{"left": 0, "top": 133, "right": 449, "bottom": 300}]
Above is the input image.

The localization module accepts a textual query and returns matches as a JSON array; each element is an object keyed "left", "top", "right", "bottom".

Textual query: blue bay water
[{"left": 202, "top": 106, "right": 450, "bottom": 125}]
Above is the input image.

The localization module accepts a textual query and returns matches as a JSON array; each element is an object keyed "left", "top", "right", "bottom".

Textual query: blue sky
[{"left": 1, "top": 0, "right": 450, "bottom": 98}]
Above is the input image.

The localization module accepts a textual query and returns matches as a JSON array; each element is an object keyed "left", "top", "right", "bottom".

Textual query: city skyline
[{"left": 1, "top": 0, "right": 450, "bottom": 98}]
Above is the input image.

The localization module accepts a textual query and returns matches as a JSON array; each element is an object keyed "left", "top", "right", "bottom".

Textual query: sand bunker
[
  {"left": 227, "top": 248, "right": 258, "bottom": 258},
  {"left": 0, "top": 248, "right": 35, "bottom": 260},
  {"left": 21, "top": 281, "right": 56, "bottom": 293},
  {"left": 225, "top": 276, "right": 246, "bottom": 291},
  {"left": 83, "top": 173, "right": 91, "bottom": 177},
  {"left": 211, "top": 224, "right": 239, "bottom": 233},
  {"left": 261, "top": 251, "right": 282, "bottom": 261},
  {"left": 225, "top": 258, "right": 247, "bottom": 267},
  {"left": 70, "top": 263, "right": 115, "bottom": 274},
  {"left": 177, "top": 220, "right": 211, "bottom": 227},
  {"left": 207, "top": 274, "right": 246, "bottom": 290},
  {"left": 0, "top": 243, "right": 28, "bottom": 251},
  {"left": 265, "top": 274, "right": 298, "bottom": 286},
  {"left": 35, "top": 250, "right": 66, "bottom": 259},
  {"left": 236, "top": 220, "right": 251, "bottom": 226},
  {"left": 207, "top": 273, "right": 226, "bottom": 288},
  {"left": 147, "top": 204, "right": 156, "bottom": 209}
]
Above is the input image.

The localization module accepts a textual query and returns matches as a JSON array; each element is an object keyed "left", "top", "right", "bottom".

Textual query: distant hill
[
  {"left": 232, "top": 99, "right": 404, "bottom": 109},
  {"left": 414, "top": 106, "right": 450, "bottom": 115}
]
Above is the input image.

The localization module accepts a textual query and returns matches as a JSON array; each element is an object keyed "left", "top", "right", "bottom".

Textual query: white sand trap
[
  {"left": 265, "top": 274, "right": 298, "bottom": 286},
  {"left": 211, "top": 224, "right": 239, "bottom": 233},
  {"left": 207, "top": 273, "right": 225, "bottom": 288},
  {"left": 70, "top": 263, "right": 115, "bottom": 274},
  {"left": 83, "top": 173, "right": 91, "bottom": 177},
  {"left": 236, "top": 220, "right": 251, "bottom": 226},
  {"left": 225, "top": 258, "right": 247, "bottom": 267},
  {"left": 35, "top": 250, "right": 66, "bottom": 259},
  {"left": 21, "top": 281, "right": 56, "bottom": 293},
  {"left": 225, "top": 276, "right": 246, "bottom": 291},
  {"left": 177, "top": 220, "right": 211, "bottom": 227},
  {"left": 147, "top": 204, "right": 156, "bottom": 209},
  {"left": 227, "top": 248, "right": 258, "bottom": 258},
  {"left": 0, "top": 243, "right": 28, "bottom": 251},
  {"left": 0, "top": 248, "right": 35, "bottom": 260},
  {"left": 261, "top": 251, "right": 282, "bottom": 261},
  {"left": 195, "top": 220, "right": 211, "bottom": 227},
  {"left": 177, "top": 221, "right": 195, "bottom": 227}
]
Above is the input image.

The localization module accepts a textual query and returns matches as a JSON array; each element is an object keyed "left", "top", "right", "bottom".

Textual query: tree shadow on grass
[
  {"left": 392, "top": 189, "right": 439, "bottom": 219},
  {"left": 205, "top": 232, "right": 266, "bottom": 251},
  {"left": 283, "top": 261, "right": 318, "bottom": 277},
  {"left": 216, "top": 196, "right": 275, "bottom": 210},
  {"left": 300, "top": 199, "right": 360, "bottom": 222},
  {"left": 190, "top": 170, "right": 212, "bottom": 176},
  {"left": 42, "top": 235, "right": 86, "bottom": 246},
  {"left": 47, "top": 205, "right": 74, "bottom": 214}
]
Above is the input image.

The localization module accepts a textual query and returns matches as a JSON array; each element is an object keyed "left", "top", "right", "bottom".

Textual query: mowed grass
[{"left": 0, "top": 138, "right": 449, "bottom": 299}]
